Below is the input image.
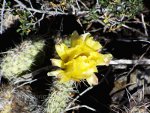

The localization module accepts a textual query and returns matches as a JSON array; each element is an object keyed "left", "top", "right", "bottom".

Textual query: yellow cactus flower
[{"left": 48, "top": 32, "right": 112, "bottom": 85}]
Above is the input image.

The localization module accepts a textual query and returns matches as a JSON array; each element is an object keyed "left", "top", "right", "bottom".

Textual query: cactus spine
[
  {"left": 0, "top": 39, "right": 45, "bottom": 80},
  {"left": 46, "top": 79, "right": 75, "bottom": 113},
  {"left": 0, "top": 85, "right": 43, "bottom": 113}
]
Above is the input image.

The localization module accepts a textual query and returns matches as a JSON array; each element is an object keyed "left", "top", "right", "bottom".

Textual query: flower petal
[
  {"left": 103, "top": 54, "right": 113, "bottom": 65},
  {"left": 47, "top": 70, "right": 64, "bottom": 77},
  {"left": 70, "top": 31, "right": 79, "bottom": 46},
  {"left": 55, "top": 43, "right": 68, "bottom": 60},
  {"left": 85, "top": 36, "right": 102, "bottom": 51},
  {"left": 64, "top": 56, "right": 97, "bottom": 80},
  {"left": 86, "top": 74, "right": 98, "bottom": 86},
  {"left": 49, "top": 32, "right": 112, "bottom": 84},
  {"left": 88, "top": 52, "right": 112, "bottom": 66},
  {"left": 66, "top": 45, "right": 83, "bottom": 60},
  {"left": 71, "top": 32, "right": 83, "bottom": 47},
  {"left": 51, "top": 59, "right": 64, "bottom": 68},
  {"left": 60, "top": 73, "right": 71, "bottom": 82},
  {"left": 80, "top": 32, "right": 91, "bottom": 41},
  {"left": 71, "top": 32, "right": 91, "bottom": 47},
  {"left": 95, "top": 53, "right": 112, "bottom": 66}
]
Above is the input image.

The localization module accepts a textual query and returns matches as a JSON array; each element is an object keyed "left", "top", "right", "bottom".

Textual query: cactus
[
  {"left": 0, "top": 84, "right": 43, "bottom": 113},
  {"left": 0, "top": 85, "right": 12, "bottom": 113},
  {"left": 2, "top": 12, "right": 19, "bottom": 33},
  {"left": 0, "top": 39, "right": 45, "bottom": 80},
  {"left": 46, "top": 78, "right": 75, "bottom": 113}
]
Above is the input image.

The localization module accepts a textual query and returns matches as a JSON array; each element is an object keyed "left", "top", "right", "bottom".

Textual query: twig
[
  {"left": 16, "top": 78, "right": 37, "bottom": 88},
  {"left": 13, "top": 65, "right": 50, "bottom": 84},
  {"left": 14, "top": 0, "right": 67, "bottom": 15},
  {"left": 110, "top": 82, "right": 136, "bottom": 97},
  {"left": 125, "top": 88, "right": 137, "bottom": 107},
  {"left": 123, "top": 105, "right": 130, "bottom": 113},
  {"left": 27, "top": 0, "right": 34, "bottom": 9},
  {"left": 124, "top": 19, "right": 150, "bottom": 27},
  {"left": 0, "top": 71, "right": 2, "bottom": 84},
  {"left": 141, "top": 14, "right": 148, "bottom": 36},
  {"left": 64, "top": 86, "right": 94, "bottom": 112},
  {"left": 34, "top": 13, "right": 45, "bottom": 26},
  {"left": 96, "top": 0, "right": 100, "bottom": 8},
  {"left": 110, "top": 104, "right": 125, "bottom": 113},
  {"left": 115, "top": 38, "right": 150, "bottom": 44},
  {"left": 78, "top": 0, "right": 89, "bottom": 10},
  {"left": 76, "top": 11, "right": 89, "bottom": 16},
  {"left": 126, "top": 46, "right": 150, "bottom": 77},
  {"left": 0, "top": 0, "right": 6, "bottom": 34},
  {"left": 64, "top": 105, "right": 96, "bottom": 112},
  {"left": 110, "top": 59, "right": 150, "bottom": 65},
  {"left": 75, "top": 0, "right": 81, "bottom": 10},
  {"left": 122, "top": 24, "right": 147, "bottom": 37}
]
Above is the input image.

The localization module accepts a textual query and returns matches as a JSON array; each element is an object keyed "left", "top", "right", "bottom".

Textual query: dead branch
[
  {"left": 122, "top": 24, "right": 147, "bottom": 37},
  {"left": 0, "top": 0, "right": 6, "bottom": 34},
  {"left": 14, "top": 0, "right": 67, "bottom": 15},
  {"left": 110, "top": 59, "right": 150, "bottom": 65},
  {"left": 141, "top": 13, "right": 148, "bottom": 36},
  {"left": 126, "top": 46, "right": 150, "bottom": 77},
  {"left": 64, "top": 86, "right": 94, "bottom": 112},
  {"left": 64, "top": 105, "right": 96, "bottom": 112}
]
